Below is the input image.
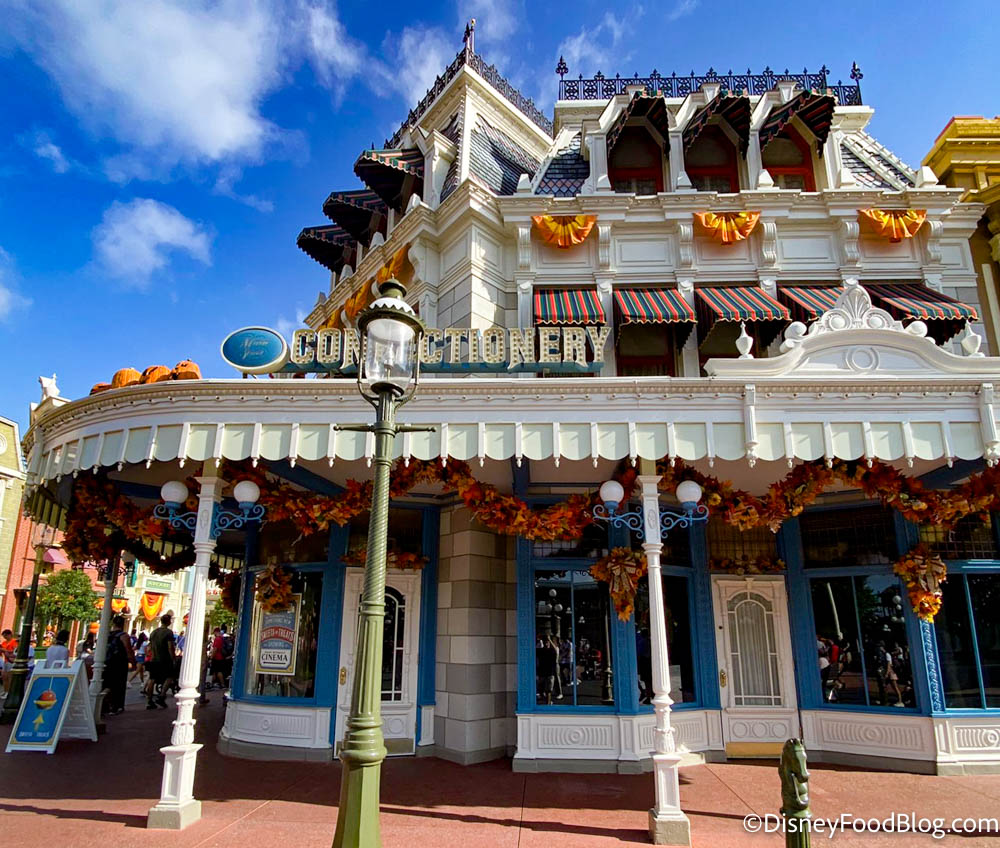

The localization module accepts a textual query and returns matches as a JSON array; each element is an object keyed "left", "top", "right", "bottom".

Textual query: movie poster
[{"left": 253, "top": 594, "right": 301, "bottom": 676}]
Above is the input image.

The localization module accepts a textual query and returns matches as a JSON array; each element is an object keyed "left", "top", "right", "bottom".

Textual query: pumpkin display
[
  {"left": 171, "top": 360, "right": 201, "bottom": 380},
  {"left": 140, "top": 365, "right": 171, "bottom": 384},
  {"left": 110, "top": 368, "right": 141, "bottom": 389},
  {"left": 90, "top": 382, "right": 112, "bottom": 395}
]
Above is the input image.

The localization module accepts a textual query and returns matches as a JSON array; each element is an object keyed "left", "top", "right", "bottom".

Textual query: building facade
[
  {"left": 0, "top": 414, "right": 28, "bottom": 632},
  {"left": 22, "top": 39, "right": 1000, "bottom": 778}
]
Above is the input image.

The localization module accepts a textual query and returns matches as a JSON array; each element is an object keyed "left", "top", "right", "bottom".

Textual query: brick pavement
[{"left": 2, "top": 683, "right": 1000, "bottom": 847}]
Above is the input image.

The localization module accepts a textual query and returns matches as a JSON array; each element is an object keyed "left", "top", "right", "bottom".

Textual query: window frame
[
  {"left": 761, "top": 124, "right": 816, "bottom": 192},
  {"left": 685, "top": 125, "right": 740, "bottom": 192}
]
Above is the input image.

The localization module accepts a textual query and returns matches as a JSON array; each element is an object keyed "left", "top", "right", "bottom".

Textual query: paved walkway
[{"left": 2, "top": 684, "right": 1000, "bottom": 846}]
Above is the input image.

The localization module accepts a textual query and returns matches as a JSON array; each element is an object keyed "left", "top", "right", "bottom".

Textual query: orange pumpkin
[
  {"left": 172, "top": 360, "right": 201, "bottom": 380},
  {"left": 140, "top": 365, "right": 171, "bottom": 384},
  {"left": 110, "top": 368, "right": 141, "bottom": 389},
  {"left": 90, "top": 382, "right": 112, "bottom": 395}
]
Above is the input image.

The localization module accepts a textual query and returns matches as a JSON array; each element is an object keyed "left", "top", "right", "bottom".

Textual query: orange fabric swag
[
  {"left": 140, "top": 592, "right": 165, "bottom": 622},
  {"left": 859, "top": 209, "right": 926, "bottom": 242},
  {"left": 96, "top": 597, "right": 130, "bottom": 614},
  {"left": 694, "top": 211, "right": 760, "bottom": 245},
  {"left": 343, "top": 280, "right": 376, "bottom": 322},
  {"left": 532, "top": 214, "right": 597, "bottom": 248}
]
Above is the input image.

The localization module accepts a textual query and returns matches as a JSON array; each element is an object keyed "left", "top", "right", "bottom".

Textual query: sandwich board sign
[{"left": 6, "top": 661, "right": 97, "bottom": 753}]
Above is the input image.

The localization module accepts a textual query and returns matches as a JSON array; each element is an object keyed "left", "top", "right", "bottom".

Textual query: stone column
[
  {"left": 148, "top": 475, "right": 221, "bottom": 830},
  {"left": 639, "top": 474, "right": 690, "bottom": 846}
]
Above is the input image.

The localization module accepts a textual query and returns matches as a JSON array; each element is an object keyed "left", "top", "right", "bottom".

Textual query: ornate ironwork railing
[
  {"left": 386, "top": 46, "right": 553, "bottom": 148},
  {"left": 556, "top": 61, "right": 863, "bottom": 106}
]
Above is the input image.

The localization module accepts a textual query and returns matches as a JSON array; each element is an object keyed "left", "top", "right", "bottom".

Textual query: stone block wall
[{"left": 432, "top": 503, "right": 517, "bottom": 764}]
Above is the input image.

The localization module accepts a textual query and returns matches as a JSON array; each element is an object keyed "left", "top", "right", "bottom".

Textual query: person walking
[
  {"left": 209, "top": 627, "right": 227, "bottom": 690},
  {"left": 1, "top": 628, "right": 18, "bottom": 695},
  {"left": 105, "top": 615, "right": 135, "bottom": 715},
  {"left": 145, "top": 613, "right": 177, "bottom": 709},
  {"left": 129, "top": 632, "right": 148, "bottom": 685},
  {"left": 76, "top": 631, "right": 96, "bottom": 681}
]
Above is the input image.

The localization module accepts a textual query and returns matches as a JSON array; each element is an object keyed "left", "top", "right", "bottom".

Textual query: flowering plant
[{"left": 893, "top": 544, "right": 948, "bottom": 622}]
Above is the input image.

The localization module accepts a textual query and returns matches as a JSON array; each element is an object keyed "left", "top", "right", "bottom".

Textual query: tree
[
  {"left": 35, "top": 569, "right": 100, "bottom": 631},
  {"left": 208, "top": 605, "right": 237, "bottom": 632}
]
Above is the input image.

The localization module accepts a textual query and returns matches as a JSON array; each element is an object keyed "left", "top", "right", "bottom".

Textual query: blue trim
[
  {"left": 230, "top": 525, "right": 258, "bottom": 699},
  {"left": 415, "top": 506, "right": 440, "bottom": 744},
  {"left": 783, "top": 518, "right": 822, "bottom": 709},
  {"left": 894, "top": 514, "right": 934, "bottom": 714},
  {"left": 918, "top": 459, "right": 984, "bottom": 488},
  {"left": 689, "top": 520, "right": 719, "bottom": 710},
  {"left": 516, "top": 537, "right": 536, "bottom": 714},
  {"left": 609, "top": 525, "right": 638, "bottom": 712},
  {"left": 264, "top": 460, "right": 345, "bottom": 496}
]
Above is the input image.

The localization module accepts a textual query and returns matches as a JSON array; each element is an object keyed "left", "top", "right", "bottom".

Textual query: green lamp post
[{"left": 333, "top": 278, "right": 425, "bottom": 848}]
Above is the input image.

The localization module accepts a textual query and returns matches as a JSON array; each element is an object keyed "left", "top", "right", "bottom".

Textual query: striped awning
[
  {"left": 322, "top": 190, "right": 388, "bottom": 244},
  {"left": 296, "top": 225, "right": 356, "bottom": 274},
  {"left": 615, "top": 288, "right": 695, "bottom": 324},
  {"left": 683, "top": 94, "right": 751, "bottom": 155},
  {"left": 354, "top": 147, "right": 424, "bottom": 213},
  {"left": 778, "top": 286, "right": 840, "bottom": 322},
  {"left": 534, "top": 289, "right": 606, "bottom": 325},
  {"left": 696, "top": 287, "right": 790, "bottom": 322},
  {"left": 759, "top": 91, "right": 835, "bottom": 153},
  {"left": 606, "top": 93, "right": 670, "bottom": 156}
]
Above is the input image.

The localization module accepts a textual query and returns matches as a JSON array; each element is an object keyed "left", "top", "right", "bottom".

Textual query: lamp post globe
[
  {"left": 675, "top": 480, "right": 703, "bottom": 510},
  {"left": 357, "top": 279, "right": 424, "bottom": 402},
  {"left": 598, "top": 479, "right": 625, "bottom": 511},
  {"left": 160, "top": 480, "right": 189, "bottom": 508},
  {"left": 232, "top": 479, "right": 260, "bottom": 508}
]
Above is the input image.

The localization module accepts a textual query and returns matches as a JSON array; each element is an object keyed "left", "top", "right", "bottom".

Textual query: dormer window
[
  {"left": 761, "top": 126, "right": 816, "bottom": 191},
  {"left": 685, "top": 125, "right": 739, "bottom": 192},
  {"left": 608, "top": 125, "right": 664, "bottom": 195}
]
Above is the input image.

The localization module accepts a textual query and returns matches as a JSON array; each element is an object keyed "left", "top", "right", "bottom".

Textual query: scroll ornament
[
  {"left": 532, "top": 214, "right": 597, "bottom": 248},
  {"left": 693, "top": 211, "right": 760, "bottom": 245},
  {"left": 893, "top": 544, "right": 947, "bottom": 622},
  {"left": 858, "top": 209, "right": 926, "bottom": 243},
  {"left": 590, "top": 547, "right": 647, "bottom": 620}
]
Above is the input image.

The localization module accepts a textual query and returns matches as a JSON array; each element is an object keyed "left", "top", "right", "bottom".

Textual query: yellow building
[
  {"left": 0, "top": 415, "right": 27, "bottom": 615},
  {"left": 924, "top": 116, "right": 1000, "bottom": 352}
]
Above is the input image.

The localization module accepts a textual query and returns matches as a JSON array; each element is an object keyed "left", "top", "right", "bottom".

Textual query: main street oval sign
[{"left": 220, "top": 327, "right": 289, "bottom": 375}]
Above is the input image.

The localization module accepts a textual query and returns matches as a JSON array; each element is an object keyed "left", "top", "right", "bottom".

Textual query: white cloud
[
  {"left": 275, "top": 306, "right": 308, "bottom": 339},
  {"left": 543, "top": 12, "right": 637, "bottom": 106},
  {"left": 384, "top": 25, "right": 456, "bottom": 107},
  {"left": 666, "top": 0, "right": 699, "bottom": 21},
  {"left": 302, "top": 2, "right": 367, "bottom": 98},
  {"left": 25, "top": 130, "right": 70, "bottom": 173},
  {"left": 0, "top": 248, "right": 32, "bottom": 320},
  {"left": 92, "top": 199, "right": 212, "bottom": 287},
  {"left": 457, "top": 0, "right": 518, "bottom": 48}
]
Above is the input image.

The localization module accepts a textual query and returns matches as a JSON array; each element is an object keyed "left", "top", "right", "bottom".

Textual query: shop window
[
  {"left": 633, "top": 574, "right": 696, "bottom": 705},
  {"left": 532, "top": 522, "right": 609, "bottom": 559},
  {"left": 799, "top": 506, "right": 896, "bottom": 568},
  {"left": 685, "top": 125, "right": 739, "bottom": 192},
  {"left": 347, "top": 507, "right": 424, "bottom": 559},
  {"left": 259, "top": 519, "right": 329, "bottom": 563},
  {"left": 707, "top": 518, "right": 776, "bottom": 561},
  {"left": 534, "top": 570, "right": 614, "bottom": 706},
  {"left": 934, "top": 573, "right": 1000, "bottom": 708},
  {"left": 809, "top": 575, "right": 915, "bottom": 708},
  {"left": 381, "top": 586, "right": 407, "bottom": 701},
  {"left": 761, "top": 126, "right": 816, "bottom": 191},
  {"left": 616, "top": 324, "right": 678, "bottom": 377},
  {"left": 726, "top": 589, "right": 782, "bottom": 706},
  {"left": 919, "top": 515, "right": 998, "bottom": 560},
  {"left": 244, "top": 569, "right": 322, "bottom": 699},
  {"left": 609, "top": 126, "right": 664, "bottom": 195}
]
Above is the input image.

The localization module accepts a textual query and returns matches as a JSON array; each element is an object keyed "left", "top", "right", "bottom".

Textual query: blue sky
[{"left": 0, "top": 0, "right": 994, "bottom": 434}]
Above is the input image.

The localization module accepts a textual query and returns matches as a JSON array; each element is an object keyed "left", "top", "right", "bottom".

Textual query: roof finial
[
  {"left": 556, "top": 56, "right": 568, "bottom": 79},
  {"left": 463, "top": 18, "right": 476, "bottom": 54}
]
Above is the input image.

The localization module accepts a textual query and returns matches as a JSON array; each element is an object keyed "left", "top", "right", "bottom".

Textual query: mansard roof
[
  {"left": 468, "top": 116, "right": 541, "bottom": 196},
  {"left": 537, "top": 134, "right": 589, "bottom": 197}
]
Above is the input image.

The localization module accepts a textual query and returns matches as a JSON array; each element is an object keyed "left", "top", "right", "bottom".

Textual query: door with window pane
[
  {"left": 335, "top": 570, "right": 421, "bottom": 755},
  {"left": 713, "top": 577, "right": 798, "bottom": 757}
]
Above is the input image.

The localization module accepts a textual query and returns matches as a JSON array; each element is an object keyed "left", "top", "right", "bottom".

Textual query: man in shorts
[{"left": 145, "top": 614, "right": 177, "bottom": 709}]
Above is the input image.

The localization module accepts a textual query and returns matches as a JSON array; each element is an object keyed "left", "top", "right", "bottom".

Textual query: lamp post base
[
  {"left": 147, "top": 743, "right": 204, "bottom": 829},
  {"left": 332, "top": 759, "right": 383, "bottom": 848},
  {"left": 649, "top": 809, "right": 691, "bottom": 846}
]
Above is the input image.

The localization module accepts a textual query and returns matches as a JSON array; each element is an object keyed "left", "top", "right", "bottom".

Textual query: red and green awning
[
  {"left": 759, "top": 91, "right": 835, "bottom": 153},
  {"left": 696, "top": 286, "right": 789, "bottom": 322},
  {"left": 534, "top": 289, "right": 606, "bottom": 325},
  {"left": 322, "top": 190, "right": 388, "bottom": 245},
  {"left": 354, "top": 147, "right": 425, "bottom": 213},
  {"left": 615, "top": 288, "right": 695, "bottom": 324},
  {"left": 778, "top": 282, "right": 978, "bottom": 343},
  {"left": 683, "top": 94, "right": 751, "bottom": 155},
  {"left": 297, "top": 225, "right": 356, "bottom": 274},
  {"left": 606, "top": 93, "right": 671, "bottom": 156}
]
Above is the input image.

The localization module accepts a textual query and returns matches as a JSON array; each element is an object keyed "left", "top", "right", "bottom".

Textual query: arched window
[
  {"left": 685, "top": 125, "right": 739, "bottom": 192},
  {"left": 608, "top": 126, "right": 664, "bottom": 195},
  {"left": 761, "top": 125, "right": 816, "bottom": 190}
]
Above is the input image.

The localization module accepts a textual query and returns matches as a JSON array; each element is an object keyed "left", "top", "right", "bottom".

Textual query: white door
[
  {"left": 335, "top": 569, "right": 421, "bottom": 756},
  {"left": 713, "top": 576, "right": 798, "bottom": 758}
]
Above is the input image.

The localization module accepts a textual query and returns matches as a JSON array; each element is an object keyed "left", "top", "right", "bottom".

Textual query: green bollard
[{"left": 778, "top": 738, "right": 811, "bottom": 848}]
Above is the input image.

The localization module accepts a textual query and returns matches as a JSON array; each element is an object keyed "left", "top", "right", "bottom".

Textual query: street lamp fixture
[
  {"left": 154, "top": 478, "right": 264, "bottom": 537},
  {"left": 333, "top": 278, "right": 425, "bottom": 848},
  {"left": 592, "top": 476, "right": 708, "bottom": 846}
]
